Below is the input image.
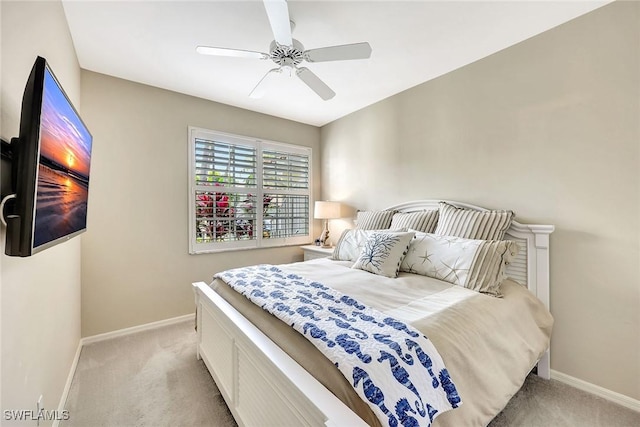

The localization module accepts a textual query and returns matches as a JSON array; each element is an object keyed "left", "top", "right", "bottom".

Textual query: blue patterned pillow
[{"left": 352, "top": 231, "right": 415, "bottom": 278}]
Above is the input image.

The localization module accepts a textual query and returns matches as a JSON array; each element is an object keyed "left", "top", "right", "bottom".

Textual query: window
[{"left": 189, "top": 127, "right": 311, "bottom": 253}]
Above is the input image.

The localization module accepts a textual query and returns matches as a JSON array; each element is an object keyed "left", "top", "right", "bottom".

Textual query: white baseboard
[
  {"left": 54, "top": 313, "right": 195, "bottom": 427},
  {"left": 551, "top": 369, "right": 640, "bottom": 413},
  {"left": 81, "top": 313, "right": 194, "bottom": 345},
  {"left": 53, "top": 340, "right": 83, "bottom": 427}
]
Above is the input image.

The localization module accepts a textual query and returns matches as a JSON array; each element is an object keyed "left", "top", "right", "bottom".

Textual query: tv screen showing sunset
[{"left": 33, "top": 67, "right": 93, "bottom": 249}]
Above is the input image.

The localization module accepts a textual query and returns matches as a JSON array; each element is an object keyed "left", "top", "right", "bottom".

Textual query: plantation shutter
[
  {"left": 194, "top": 139, "right": 257, "bottom": 188},
  {"left": 189, "top": 128, "right": 311, "bottom": 253},
  {"left": 262, "top": 147, "right": 310, "bottom": 241},
  {"left": 262, "top": 149, "right": 309, "bottom": 190}
]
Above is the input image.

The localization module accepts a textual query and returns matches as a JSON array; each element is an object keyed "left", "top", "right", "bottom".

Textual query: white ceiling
[{"left": 62, "top": 0, "right": 611, "bottom": 127}]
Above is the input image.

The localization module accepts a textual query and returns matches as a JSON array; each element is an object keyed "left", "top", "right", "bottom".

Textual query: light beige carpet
[
  {"left": 62, "top": 320, "right": 235, "bottom": 427},
  {"left": 489, "top": 373, "right": 639, "bottom": 427},
  {"left": 63, "top": 319, "right": 639, "bottom": 427}
]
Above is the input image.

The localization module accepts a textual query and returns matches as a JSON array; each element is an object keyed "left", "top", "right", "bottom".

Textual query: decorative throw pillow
[
  {"left": 401, "top": 232, "right": 519, "bottom": 296},
  {"left": 352, "top": 231, "right": 415, "bottom": 278},
  {"left": 390, "top": 210, "right": 439, "bottom": 233},
  {"left": 331, "top": 229, "right": 374, "bottom": 261},
  {"left": 434, "top": 201, "right": 515, "bottom": 241},
  {"left": 355, "top": 210, "right": 395, "bottom": 230}
]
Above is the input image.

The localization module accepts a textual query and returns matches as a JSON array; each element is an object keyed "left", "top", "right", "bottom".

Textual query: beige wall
[
  {"left": 80, "top": 71, "right": 320, "bottom": 337},
  {"left": 1, "top": 1, "right": 82, "bottom": 422},
  {"left": 321, "top": 1, "right": 639, "bottom": 401}
]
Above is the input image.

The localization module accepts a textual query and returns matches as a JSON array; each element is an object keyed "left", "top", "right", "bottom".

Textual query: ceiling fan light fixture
[{"left": 282, "top": 65, "right": 295, "bottom": 77}]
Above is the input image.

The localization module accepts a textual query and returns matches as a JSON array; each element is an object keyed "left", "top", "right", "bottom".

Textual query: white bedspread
[{"left": 282, "top": 259, "right": 479, "bottom": 322}]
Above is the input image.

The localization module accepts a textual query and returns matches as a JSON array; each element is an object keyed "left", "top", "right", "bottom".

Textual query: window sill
[{"left": 189, "top": 241, "right": 313, "bottom": 255}]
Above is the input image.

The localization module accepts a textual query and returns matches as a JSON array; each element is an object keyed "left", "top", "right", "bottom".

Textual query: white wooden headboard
[{"left": 385, "top": 200, "right": 554, "bottom": 378}]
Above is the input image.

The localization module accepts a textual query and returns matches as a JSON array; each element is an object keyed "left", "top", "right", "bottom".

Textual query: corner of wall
[{"left": 1, "top": 0, "right": 83, "bottom": 421}]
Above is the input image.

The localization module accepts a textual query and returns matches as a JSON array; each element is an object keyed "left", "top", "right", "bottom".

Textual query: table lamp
[{"left": 314, "top": 201, "right": 341, "bottom": 247}]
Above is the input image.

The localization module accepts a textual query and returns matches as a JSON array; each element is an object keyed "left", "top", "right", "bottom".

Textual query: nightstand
[{"left": 301, "top": 245, "right": 334, "bottom": 261}]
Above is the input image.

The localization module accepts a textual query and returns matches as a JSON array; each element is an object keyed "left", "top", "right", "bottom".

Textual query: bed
[{"left": 192, "top": 200, "right": 554, "bottom": 426}]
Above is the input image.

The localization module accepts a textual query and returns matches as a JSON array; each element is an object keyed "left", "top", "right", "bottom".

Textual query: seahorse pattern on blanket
[{"left": 215, "top": 264, "right": 461, "bottom": 427}]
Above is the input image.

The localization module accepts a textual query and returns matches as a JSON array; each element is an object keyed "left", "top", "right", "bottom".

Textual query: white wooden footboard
[{"left": 192, "top": 281, "right": 367, "bottom": 427}]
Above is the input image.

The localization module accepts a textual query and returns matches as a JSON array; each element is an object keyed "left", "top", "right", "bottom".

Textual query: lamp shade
[{"left": 314, "top": 201, "right": 341, "bottom": 219}]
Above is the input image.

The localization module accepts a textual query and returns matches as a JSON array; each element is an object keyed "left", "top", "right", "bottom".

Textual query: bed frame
[{"left": 192, "top": 200, "right": 554, "bottom": 427}]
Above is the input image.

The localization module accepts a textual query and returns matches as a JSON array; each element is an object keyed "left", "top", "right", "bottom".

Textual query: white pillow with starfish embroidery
[{"left": 400, "top": 231, "right": 518, "bottom": 296}]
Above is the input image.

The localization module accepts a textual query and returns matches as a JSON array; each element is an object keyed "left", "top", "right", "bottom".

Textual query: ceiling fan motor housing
[{"left": 270, "top": 39, "right": 305, "bottom": 67}]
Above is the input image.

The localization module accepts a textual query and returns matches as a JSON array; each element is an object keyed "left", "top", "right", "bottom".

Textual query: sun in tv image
[{"left": 33, "top": 68, "right": 93, "bottom": 249}]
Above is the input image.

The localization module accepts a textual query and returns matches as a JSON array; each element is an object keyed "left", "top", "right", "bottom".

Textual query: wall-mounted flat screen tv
[{"left": 2, "top": 56, "right": 93, "bottom": 257}]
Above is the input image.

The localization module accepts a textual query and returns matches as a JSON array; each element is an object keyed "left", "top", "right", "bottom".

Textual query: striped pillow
[
  {"left": 467, "top": 240, "right": 519, "bottom": 295},
  {"left": 355, "top": 210, "right": 395, "bottom": 230},
  {"left": 401, "top": 232, "right": 519, "bottom": 296},
  {"left": 434, "top": 202, "right": 514, "bottom": 241},
  {"left": 390, "top": 210, "right": 439, "bottom": 233}
]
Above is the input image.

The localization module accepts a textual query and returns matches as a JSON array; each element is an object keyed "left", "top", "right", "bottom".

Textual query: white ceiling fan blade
[
  {"left": 296, "top": 67, "right": 335, "bottom": 100},
  {"left": 250, "top": 68, "right": 282, "bottom": 99},
  {"left": 196, "top": 46, "right": 268, "bottom": 60},
  {"left": 263, "top": 0, "right": 292, "bottom": 47},
  {"left": 304, "top": 42, "right": 372, "bottom": 63}
]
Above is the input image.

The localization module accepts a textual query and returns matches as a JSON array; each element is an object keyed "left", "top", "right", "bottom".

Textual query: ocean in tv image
[{"left": 33, "top": 68, "right": 92, "bottom": 249}]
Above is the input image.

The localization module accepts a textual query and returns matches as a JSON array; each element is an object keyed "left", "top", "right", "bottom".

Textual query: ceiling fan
[{"left": 196, "top": 0, "right": 372, "bottom": 101}]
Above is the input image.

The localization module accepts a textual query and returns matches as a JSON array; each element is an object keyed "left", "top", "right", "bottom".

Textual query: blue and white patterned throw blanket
[{"left": 215, "top": 265, "right": 461, "bottom": 427}]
